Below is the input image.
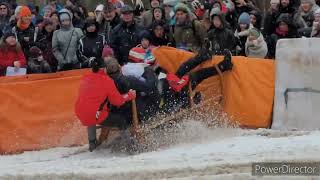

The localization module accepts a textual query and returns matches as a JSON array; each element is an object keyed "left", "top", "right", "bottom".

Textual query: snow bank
[{"left": 1, "top": 123, "right": 320, "bottom": 179}]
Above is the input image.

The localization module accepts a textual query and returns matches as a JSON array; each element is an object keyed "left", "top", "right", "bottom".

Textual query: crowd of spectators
[{"left": 0, "top": 0, "right": 319, "bottom": 76}]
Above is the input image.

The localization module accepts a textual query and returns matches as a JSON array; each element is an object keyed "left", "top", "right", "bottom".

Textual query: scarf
[
  {"left": 276, "top": 27, "right": 288, "bottom": 36},
  {"left": 17, "top": 19, "right": 31, "bottom": 30}
]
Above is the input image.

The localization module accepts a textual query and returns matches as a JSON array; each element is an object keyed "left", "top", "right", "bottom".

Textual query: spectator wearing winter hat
[
  {"left": 98, "top": 3, "right": 121, "bottom": 44},
  {"left": 77, "top": 18, "right": 105, "bottom": 68},
  {"left": 245, "top": 28, "right": 268, "bottom": 58},
  {"left": 52, "top": 8, "right": 83, "bottom": 71},
  {"left": 0, "top": 32, "right": 26, "bottom": 76},
  {"left": 263, "top": 0, "right": 281, "bottom": 37},
  {"left": 149, "top": 20, "right": 170, "bottom": 46},
  {"left": 129, "top": 31, "right": 156, "bottom": 65},
  {"left": 234, "top": 12, "right": 254, "bottom": 56},
  {"left": 293, "top": 0, "right": 319, "bottom": 37},
  {"left": 268, "top": 13, "right": 298, "bottom": 58},
  {"left": 11, "top": 6, "right": 43, "bottom": 58},
  {"left": 142, "top": 0, "right": 160, "bottom": 28},
  {"left": 207, "top": 13, "right": 236, "bottom": 55},
  {"left": 233, "top": 0, "right": 259, "bottom": 20},
  {"left": 169, "top": 2, "right": 207, "bottom": 52},
  {"left": 27, "top": 46, "right": 52, "bottom": 74},
  {"left": 110, "top": 5, "right": 143, "bottom": 65},
  {"left": 311, "top": 8, "right": 320, "bottom": 36}
]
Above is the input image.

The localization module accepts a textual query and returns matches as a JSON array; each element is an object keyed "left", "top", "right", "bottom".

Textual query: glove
[
  {"left": 123, "top": 89, "right": 136, "bottom": 101},
  {"left": 191, "top": 0, "right": 204, "bottom": 10}
]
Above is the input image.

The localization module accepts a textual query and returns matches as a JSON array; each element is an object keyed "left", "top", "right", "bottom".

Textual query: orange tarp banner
[
  {"left": 0, "top": 70, "right": 89, "bottom": 154},
  {"left": 0, "top": 47, "right": 275, "bottom": 154}
]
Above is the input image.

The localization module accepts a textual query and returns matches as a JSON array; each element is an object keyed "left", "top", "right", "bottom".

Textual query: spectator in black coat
[
  {"left": 149, "top": 20, "right": 169, "bottom": 46},
  {"left": 110, "top": 5, "right": 143, "bottom": 65},
  {"left": 268, "top": 13, "right": 298, "bottom": 58},
  {"left": 78, "top": 18, "right": 105, "bottom": 68},
  {"left": 208, "top": 13, "right": 236, "bottom": 54}
]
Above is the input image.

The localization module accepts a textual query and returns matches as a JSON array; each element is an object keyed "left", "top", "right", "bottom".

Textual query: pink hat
[{"left": 102, "top": 46, "right": 114, "bottom": 58}]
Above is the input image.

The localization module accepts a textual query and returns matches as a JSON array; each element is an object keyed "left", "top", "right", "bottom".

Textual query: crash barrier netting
[{"left": 0, "top": 46, "right": 275, "bottom": 154}]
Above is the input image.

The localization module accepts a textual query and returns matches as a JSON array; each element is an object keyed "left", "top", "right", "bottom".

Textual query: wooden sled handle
[
  {"left": 131, "top": 99, "right": 145, "bottom": 143},
  {"left": 188, "top": 82, "right": 195, "bottom": 108}
]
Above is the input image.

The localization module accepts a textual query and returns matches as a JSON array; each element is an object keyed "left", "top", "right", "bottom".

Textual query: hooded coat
[
  {"left": 267, "top": 13, "right": 298, "bottom": 58},
  {"left": 293, "top": 0, "right": 319, "bottom": 37},
  {"left": 110, "top": 20, "right": 144, "bottom": 65},
  {"left": 78, "top": 19, "right": 105, "bottom": 68},
  {"left": 170, "top": 3, "right": 207, "bottom": 52},
  {"left": 207, "top": 14, "right": 236, "bottom": 54},
  {"left": 52, "top": 9, "right": 84, "bottom": 70},
  {"left": 245, "top": 32, "right": 268, "bottom": 58}
]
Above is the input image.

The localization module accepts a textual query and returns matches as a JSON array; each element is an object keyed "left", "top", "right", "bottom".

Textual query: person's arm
[
  {"left": 52, "top": 30, "right": 64, "bottom": 65},
  {"left": 107, "top": 78, "right": 136, "bottom": 106},
  {"left": 16, "top": 50, "right": 27, "bottom": 67}
]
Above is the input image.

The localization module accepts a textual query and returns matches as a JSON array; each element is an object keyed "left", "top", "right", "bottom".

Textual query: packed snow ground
[{"left": 1, "top": 121, "right": 320, "bottom": 180}]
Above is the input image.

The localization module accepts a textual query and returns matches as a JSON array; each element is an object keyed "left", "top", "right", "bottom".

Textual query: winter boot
[
  {"left": 89, "top": 139, "right": 101, "bottom": 152},
  {"left": 217, "top": 49, "right": 233, "bottom": 72}
]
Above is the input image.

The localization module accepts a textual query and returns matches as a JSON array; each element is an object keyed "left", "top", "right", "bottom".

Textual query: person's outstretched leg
[
  {"left": 87, "top": 126, "right": 99, "bottom": 152},
  {"left": 190, "top": 49, "right": 233, "bottom": 89},
  {"left": 175, "top": 41, "right": 215, "bottom": 78}
]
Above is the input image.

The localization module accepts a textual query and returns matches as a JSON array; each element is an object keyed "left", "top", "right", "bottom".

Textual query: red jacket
[
  {"left": 75, "top": 70, "right": 127, "bottom": 126},
  {"left": 0, "top": 48, "right": 26, "bottom": 76}
]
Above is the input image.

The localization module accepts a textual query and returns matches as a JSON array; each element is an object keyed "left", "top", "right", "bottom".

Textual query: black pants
[
  {"left": 87, "top": 108, "right": 132, "bottom": 142},
  {"left": 175, "top": 54, "right": 220, "bottom": 90}
]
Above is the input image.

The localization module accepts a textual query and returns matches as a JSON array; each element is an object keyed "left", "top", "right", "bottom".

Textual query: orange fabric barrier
[
  {"left": 0, "top": 69, "right": 89, "bottom": 154},
  {"left": 153, "top": 46, "right": 275, "bottom": 128},
  {"left": 0, "top": 47, "right": 274, "bottom": 154}
]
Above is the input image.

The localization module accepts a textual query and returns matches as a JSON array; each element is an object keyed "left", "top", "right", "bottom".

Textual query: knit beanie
[
  {"left": 19, "top": 6, "right": 32, "bottom": 17},
  {"left": 29, "top": 46, "right": 43, "bottom": 58},
  {"left": 238, "top": 12, "right": 250, "bottom": 25},
  {"left": 174, "top": 3, "right": 190, "bottom": 14},
  {"left": 2, "top": 32, "right": 15, "bottom": 41},
  {"left": 105, "top": 58, "right": 120, "bottom": 75},
  {"left": 102, "top": 47, "right": 114, "bottom": 58}
]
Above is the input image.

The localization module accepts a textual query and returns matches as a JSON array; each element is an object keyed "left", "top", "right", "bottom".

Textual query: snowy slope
[{"left": 1, "top": 122, "right": 320, "bottom": 180}]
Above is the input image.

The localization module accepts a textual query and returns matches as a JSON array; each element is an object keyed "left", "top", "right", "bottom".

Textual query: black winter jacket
[{"left": 110, "top": 21, "right": 143, "bottom": 65}]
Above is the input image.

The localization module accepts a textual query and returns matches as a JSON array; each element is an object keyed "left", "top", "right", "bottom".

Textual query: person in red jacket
[
  {"left": 75, "top": 58, "right": 136, "bottom": 152},
  {"left": 0, "top": 32, "right": 26, "bottom": 76}
]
